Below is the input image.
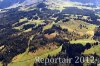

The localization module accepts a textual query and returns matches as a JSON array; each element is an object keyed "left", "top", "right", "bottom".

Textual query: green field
[
  {"left": 83, "top": 45, "right": 100, "bottom": 56},
  {"left": 0, "top": 63, "right": 2, "bottom": 66},
  {"left": 14, "top": 19, "right": 44, "bottom": 30},
  {"left": 70, "top": 39, "right": 96, "bottom": 45},
  {"left": 71, "top": 39, "right": 100, "bottom": 56},
  {"left": 43, "top": 22, "right": 55, "bottom": 31},
  {"left": 59, "top": 20, "right": 96, "bottom": 36},
  {"left": 7, "top": 45, "right": 62, "bottom": 66}
]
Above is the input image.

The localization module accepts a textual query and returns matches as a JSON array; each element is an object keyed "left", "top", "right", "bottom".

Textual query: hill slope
[{"left": 0, "top": 0, "right": 100, "bottom": 66}]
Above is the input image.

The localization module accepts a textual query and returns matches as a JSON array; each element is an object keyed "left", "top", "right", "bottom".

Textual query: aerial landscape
[{"left": 0, "top": 0, "right": 100, "bottom": 66}]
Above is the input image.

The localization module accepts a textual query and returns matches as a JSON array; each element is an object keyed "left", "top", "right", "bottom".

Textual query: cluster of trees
[
  {"left": 0, "top": 36, "right": 28, "bottom": 65},
  {"left": 94, "top": 26, "right": 100, "bottom": 41},
  {"left": 0, "top": 4, "right": 100, "bottom": 66},
  {"left": 0, "top": 23, "right": 45, "bottom": 65},
  {"left": 34, "top": 40, "right": 99, "bottom": 66},
  {"left": 1, "top": 4, "right": 99, "bottom": 28},
  {"left": 43, "top": 24, "right": 90, "bottom": 41},
  {"left": 94, "top": 27, "right": 100, "bottom": 36},
  {"left": 23, "top": 24, "right": 35, "bottom": 30},
  {"left": 61, "top": 7, "right": 100, "bottom": 25}
]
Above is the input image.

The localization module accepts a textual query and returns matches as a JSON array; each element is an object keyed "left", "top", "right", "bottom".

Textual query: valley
[{"left": 0, "top": 0, "right": 100, "bottom": 66}]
